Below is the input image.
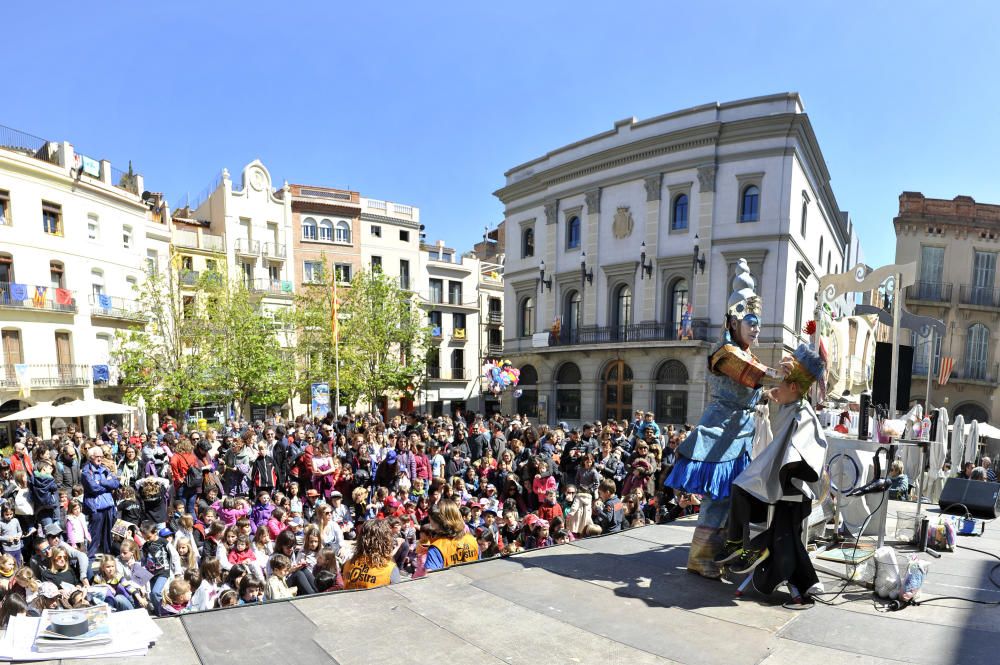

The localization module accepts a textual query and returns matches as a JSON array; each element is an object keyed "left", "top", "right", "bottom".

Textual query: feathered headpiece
[
  {"left": 726, "top": 258, "right": 762, "bottom": 320},
  {"left": 786, "top": 343, "right": 827, "bottom": 401}
]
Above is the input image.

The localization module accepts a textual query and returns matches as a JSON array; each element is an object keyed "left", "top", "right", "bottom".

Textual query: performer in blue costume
[{"left": 665, "top": 259, "right": 782, "bottom": 578}]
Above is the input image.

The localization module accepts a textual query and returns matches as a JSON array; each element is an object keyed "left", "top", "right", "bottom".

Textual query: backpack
[{"left": 184, "top": 463, "right": 203, "bottom": 489}]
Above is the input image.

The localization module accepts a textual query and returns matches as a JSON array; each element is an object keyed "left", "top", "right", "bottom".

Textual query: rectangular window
[
  {"left": 49, "top": 263, "right": 64, "bottom": 289},
  {"left": 448, "top": 280, "right": 462, "bottom": 305},
  {"left": 335, "top": 263, "right": 352, "bottom": 283},
  {"left": 88, "top": 215, "right": 99, "bottom": 241},
  {"left": 42, "top": 201, "right": 62, "bottom": 236},
  {"left": 452, "top": 312, "right": 466, "bottom": 330},
  {"left": 429, "top": 278, "right": 443, "bottom": 304},
  {"left": 0, "top": 190, "right": 10, "bottom": 225},
  {"left": 370, "top": 225, "right": 382, "bottom": 238},
  {"left": 399, "top": 259, "right": 410, "bottom": 290},
  {"left": 918, "top": 246, "right": 944, "bottom": 299},
  {"left": 399, "top": 230, "right": 409, "bottom": 242},
  {"left": 429, "top": 311, "right": 443, "bottom": 332},
  {"left": 556, "top": 389, "right": 581, "bottom": 420},
  {"left": 371, "top": 256, "right": 382, "bottom": 271},
  {"left": 656, "top": 390, "right": 688, "bottom": 425},
  {"left": 302, "top": 222, "right": 317, "bottom": 241},
  {"left": 268, "top": 264, "right": 280, "bottom": 281},
  {"left": 304, "top": 261, "right": 324, "bottom": 283},
  {"left": 241, "top": 262, "right": 253, "bottom": 288},
  {"left": 146, "top": 250, "right": 158, "bottom": 275},
  {"left": 122, "top": 225, "right": 133, "bottom": 249}
]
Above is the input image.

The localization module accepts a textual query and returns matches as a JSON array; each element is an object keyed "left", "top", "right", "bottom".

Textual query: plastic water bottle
[{"left": 921, "top": 415, "right": 931, "bottom": 441}]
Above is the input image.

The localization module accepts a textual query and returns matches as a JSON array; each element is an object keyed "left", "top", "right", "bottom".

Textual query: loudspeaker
[
  {"left": 938, "top": 477, "right": 1000, "bottom": 519},
  {"left": 872, "top": 342, "right": 913, "bottom": 412}
]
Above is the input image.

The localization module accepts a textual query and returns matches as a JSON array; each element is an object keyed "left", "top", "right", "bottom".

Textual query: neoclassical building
[
  {"left": 896, "top": 192, "right": 1000, "bottom": 424},
  {"left": 495, "top": 93, "right": 863, "bottom": 426}
]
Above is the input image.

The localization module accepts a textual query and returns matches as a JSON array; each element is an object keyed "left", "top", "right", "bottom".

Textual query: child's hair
[
  {"left": 207, "top": 522, "right": 226, "bottom": 540},
  {"left": 314, "top": 548, "right": 339, "bottom": 575},
  {"left": 12, "top": 567, "right": 37, "bottom": 593},
  {"left": 120, "top": 486, "right": 136, "bottom": 501},
  {"left": 226, "top": 563, "right": 249, "bottom": 588},
  {"left": 270, "top": 507, "right": 287, "bottom": 523},
  {"left": 175, "top": 537, "right": 198, "bottom": 570},
  {"left": 236, "top": 517, "right": 252, "bottom": 533},
  {"left": 140, "top": 521, "right": 159, "bottom": 537},
  {"left": 172, "top": 499, "right": 186, "bottom": 513},
  {"left": 269, "top": 553, "right": 291, "bottom": 574},
  {"left": 598, "top": 479, "right": 617, "bottom": 495},
  {"left": 180, "top": 514, "right": 194, "bottom": 530},
  {"left": 199, "top": 557, "right": 222, "bottom": 584},
  {"left": 257, "top": 490, "right": 271, "bottom": 502},
  {"left": 253, "top": 526, "right": 271, "bottom": 548},
  {"left": 118, "top": 540, "right": 137, "bottom": 559},
  {"left": 314, "top": 569, "right": 338, "bottom": 593},
  {"left": 163, "top": 578, "right": 191, "bottom": 605},
  {"left": 238, "top": 576, "right": 265, "bottom": 598},
  {"left": 232, "top": 535, "right": 251, "bottom": 552},
  {"left": 223, "top": 496, "right": 237, "bottom": 510},
  {"left": 217, "top": 589, "right": 238, "bottom": 608},
  {"left": 0, "top": 553, "right": 14, "bottom": 571},
  {"left": 184, "top": 568, "right": 202, "bottom": 590},
  {"left": 140, "top": 481, "right": 161, "bottom": 499},
  {"left": 0, "top": 592, "right": 28, "bottom": 628},
  {"left": 0, "top": 504, "right": 12, "bottom": 518}
]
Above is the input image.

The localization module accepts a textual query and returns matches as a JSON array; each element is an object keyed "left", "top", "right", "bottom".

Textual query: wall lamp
[
  {"left": 693, "top": 234, "right": 706, "bottom": 274},
  {"left": 538, "top": 260, "right": 552, "bottom": 292},
  {"left": 580, "top": 251, "right": 594, "bottom": 286},
  {"left": 639, "top": 241, "right": 653, "bottom": 280}
]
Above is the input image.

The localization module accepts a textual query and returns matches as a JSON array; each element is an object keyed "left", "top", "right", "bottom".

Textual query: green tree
[{"left": 339, "top": 268, "right": 430, "bottom": 410}]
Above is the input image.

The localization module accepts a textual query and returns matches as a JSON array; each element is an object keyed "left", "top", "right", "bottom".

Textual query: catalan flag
[{"left": 938, "top": 356, "right": 955, "bottom": 386}]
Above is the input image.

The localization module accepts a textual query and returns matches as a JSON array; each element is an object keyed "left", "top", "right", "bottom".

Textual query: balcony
[
  {"left": 905, "top": 281, "right": 952, "bottom": 304},
  {"left": 88, "top": 294, "right": 145, "bottom": 321},
  {"left": 179, "top": 270, "right": 200, "bottom": 286},
  {"left": 430, "top": 326, "right": 443, "bottom": 340},
  {"left": 959, "top": 284, "right": 1000, "bottom": 309},
  {"left": 427, "top": 366, "right": 441, "bottom": 379},
  {"left": 453, "top": 328, "right": 467, "bottom": 341},
  {"left": 487, "top": 311, "right": 502, "bottom": 325},
  {"left": 487, "top": 344, "right": 504, "bottom": 357},
  {"left": 551, "top": 320, "right": 710, "bottom": 347},
  {"left": 173, "top": 230, "right": 225, "bottom": 253},
  {"left": 250, "top": 278, "right": 295, "bottom": 297},
  {"left": 235, "top": 238, "right": 261, "bottom": 258},
  {"left": 263, "top": 242, "right": 287, "bottom": 260},
  {"left": 0, "top": 364, "right": 91, "bottom": 390},
  {"left": 426, "top": 367, "right": 466, "bottom": 381},
  {"left": 0, "top": 282, "right": 77, "bottom": 313}
]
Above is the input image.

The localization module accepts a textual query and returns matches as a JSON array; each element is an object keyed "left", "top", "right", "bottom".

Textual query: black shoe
[
  {"left": 730, "top": 547, "right": 769, "bottom": 575},
  {"left": 714, "top": 539, "right": 743, "bottom": 565}
]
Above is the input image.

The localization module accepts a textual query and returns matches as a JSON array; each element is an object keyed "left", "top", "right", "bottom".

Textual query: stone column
[
  {"left": 693, "top": 165, "right": 716, "bottom": 322},
  {"left": 641, "top": 174, "right": 662, "bottom": 322},
  {"left": 583, "top": 188, "right": 601, "bottom": 326},
  {"left": 543, "top": 201, "right": 558, "bottom": 324}
]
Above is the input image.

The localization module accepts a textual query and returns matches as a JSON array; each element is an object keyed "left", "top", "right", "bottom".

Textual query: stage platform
[{"left": 23, "top": 501, "right": 1000, "bottom": 665}]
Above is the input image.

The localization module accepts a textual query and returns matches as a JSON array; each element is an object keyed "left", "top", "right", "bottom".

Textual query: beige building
[{"left": 895, "top": 192, "right": 1000, "bottom": 423}]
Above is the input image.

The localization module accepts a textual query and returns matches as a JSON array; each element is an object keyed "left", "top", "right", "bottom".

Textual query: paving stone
[{"left": 759, "top": 638, "right": 913, "bottom": 665}]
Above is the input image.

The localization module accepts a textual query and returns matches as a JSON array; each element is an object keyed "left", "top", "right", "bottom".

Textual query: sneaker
[
  {"left": 730, "top": 547, "right": 769, "bottom": 575},
  {"left": 713, "top": 539, "right": 743, "bottom": 565}
]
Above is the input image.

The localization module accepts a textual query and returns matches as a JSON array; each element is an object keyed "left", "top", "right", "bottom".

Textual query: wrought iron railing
[
  {"left": 553, "top": 320, "right": 709, "bottom": 346},
  {"left": 959, "top": 284, "right": 1000, "bottom": 308},
  {"left": 0, "top": 364, "right": 91, "bottom": 389},
  {"left": 906, "top": 281, "right": 952, "bottom": 303},
  {"left": 263, "top": 242, "right": 287, "bottom": 259},
  {"left": 88, "top": 294, "right": 144, "bottom": 320},
  {"left": 235, "top": 238, "right": 261, "bottom": 256},
  {"left": 0, "top": 282, "right": 77, "bottom": 312}
]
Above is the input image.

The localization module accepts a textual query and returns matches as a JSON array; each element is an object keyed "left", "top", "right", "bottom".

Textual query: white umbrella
[
  {"left": 966, "top": 420, "right": 980, "bottom": 466},
  {"left": 52, "top": 399, "right": 137, "bottom": 418},
  {"left": 951, "top": 414, "right": 965, "bottom": 467},
  {"left": 0, "top": 403, "right": 61, "bottom": 422},
  {"left": 927, "top": 407, "right": 949, "bottom": 503}
]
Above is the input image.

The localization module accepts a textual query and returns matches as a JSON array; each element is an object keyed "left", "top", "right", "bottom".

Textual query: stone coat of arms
[{"left": 612, "top": 206, "right": 634, "bottom": 239}]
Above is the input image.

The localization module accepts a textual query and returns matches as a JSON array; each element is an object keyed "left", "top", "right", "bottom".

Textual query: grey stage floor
[{"left": 24, "top": 501, "right": 1000, "bottom": 665}]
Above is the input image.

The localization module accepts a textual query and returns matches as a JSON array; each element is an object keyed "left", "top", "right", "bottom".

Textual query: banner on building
[
  {"left": 14, "top": 363, "right": 30, "bottom": 397},
  {"left": 311, "top": 382, "right": 331, "bottom": 418}
]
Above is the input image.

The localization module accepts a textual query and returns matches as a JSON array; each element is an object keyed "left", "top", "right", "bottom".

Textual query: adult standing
[
  {"left": 81, "top": 446, "right": 120, "bottom": 558},
  {"left": 665, "top": 259, "right": 782, "bottom": 579}
]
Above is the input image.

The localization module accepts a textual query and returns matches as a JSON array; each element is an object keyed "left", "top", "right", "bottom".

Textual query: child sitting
[
  {"left": 238, "top": 576, "right": 265, "bottom": 604},
  {"left": 266, "top": 554, "right": 296, "bottom": 600},
  {"left": 160, "top": 578, "right": 192, "bottom": 616}
]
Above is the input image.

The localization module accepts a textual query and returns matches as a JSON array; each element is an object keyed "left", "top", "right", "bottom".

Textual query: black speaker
[
  {"left": 872, "top": 342, "right": 913, "bottom": 412},
  {"left": 938, "top": 477, "right": 1000, "bottom": 519}
]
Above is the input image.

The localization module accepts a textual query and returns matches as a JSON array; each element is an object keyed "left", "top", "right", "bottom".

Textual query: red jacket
[
  {"left": 169, "top": 452, "right": 199, "bottom": 492},
  {"left": 9, "top": 452, "right": 32, "bottom": 476}
]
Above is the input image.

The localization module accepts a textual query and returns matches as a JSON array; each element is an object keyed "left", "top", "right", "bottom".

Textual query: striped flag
[{"left": 938, "top": 356, "right": 955, "bottom": 386}]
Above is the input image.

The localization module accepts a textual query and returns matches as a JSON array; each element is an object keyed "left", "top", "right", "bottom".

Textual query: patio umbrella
[
  {"left": 927, "top": 407, "right": 948, "bottom": 503},
  {"left": 0, "top": 403, "right": 62, "bottom": 422},
  {"left": 52, "top": 399, "right": 137, "bottom": 419},
  {"left": 965, "top": 420, "right": 980, "bottom": 466},
  {"left": 950, "top": 414, "right": 965, "bottom": 467}
]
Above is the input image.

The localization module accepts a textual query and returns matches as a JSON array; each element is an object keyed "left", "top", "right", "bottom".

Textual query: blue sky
[{"left": 3, "top": 2, "right": 1000, "bottom": 268}]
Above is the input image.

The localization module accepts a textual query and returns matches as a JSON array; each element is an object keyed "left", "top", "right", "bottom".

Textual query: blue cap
[
  {"left": 386, "top": 450, "right": 397, "bottom": 464},
  {"left": 159, "top": 527, "right": 173, "bottom": 538}
]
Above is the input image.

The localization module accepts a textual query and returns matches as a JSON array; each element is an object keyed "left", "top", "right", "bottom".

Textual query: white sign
[
  {"left": 424, "top": 389, "right": 440, "bottom": 402},
  {"left": 439, "top": 388, "right": 466, "bottom": 399},
  {"left": 532, "top": 332, "right": 550, "bottom": 348}
]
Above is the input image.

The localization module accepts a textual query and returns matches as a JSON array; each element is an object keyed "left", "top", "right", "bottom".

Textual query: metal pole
[
  {"left": 925, "top": 328, "right": 934, "bottom": 411},
  {"left": 888, "top": 273, "right": 902, "bottom": 418}
]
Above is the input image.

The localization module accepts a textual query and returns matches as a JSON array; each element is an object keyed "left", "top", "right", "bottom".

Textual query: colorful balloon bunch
[{"left": 482, "top": 360, "right": 520, "bottom": 395}]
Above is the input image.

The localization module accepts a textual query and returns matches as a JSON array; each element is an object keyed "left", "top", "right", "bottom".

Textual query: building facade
[
  {"left": 896, "top": 192, "right": 1000, "bottom": 424},
  {"left": 289, "top": 184, "right": 362, "bottom": 290},
  {"left": 0, "top": 127, "right": 169, "bottom": 443},
  {"left": 495, "top": 93, "right": 860, "bottom": 427}
]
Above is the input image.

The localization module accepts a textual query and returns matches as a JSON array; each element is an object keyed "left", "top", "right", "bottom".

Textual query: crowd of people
[{"left": 0, "top": 408, "right": 694, "bottom": 625}]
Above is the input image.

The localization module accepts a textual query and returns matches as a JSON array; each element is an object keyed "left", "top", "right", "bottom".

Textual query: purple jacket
[{"left": 250, "top": 502, "right": 275, "bottom": 530}]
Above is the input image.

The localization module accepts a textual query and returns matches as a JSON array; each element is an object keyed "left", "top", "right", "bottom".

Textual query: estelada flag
[{"left": 938, "top": 356, "right": 955, "bottom": 386}]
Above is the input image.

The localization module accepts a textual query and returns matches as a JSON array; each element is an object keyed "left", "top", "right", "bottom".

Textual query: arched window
[
  {"left": 672, "top": 194, "right": 689, "bottom": 230},
  {"left": 965, "top": 323, "right": 990, "bottom": 380},
  {"left": 655, "top": 359, "right": 689, "bottom": 424},
  {"left": 612, "top": 284, "right": 632, "bottom": 338},
  {"left": 563, "top": 290, "right": 581, "bottom": 343},
  {"left": 740, "top": 185, "right": 760, "bottom": 223},
  {"left": 819, "top": 236, "right": 824, "bottom": 263},
  {"left": 519, "top": 297, "right": 535, "bottom": 338},
  {"left": 800, "top": 198, "right": 808, "bottom": 237},
  {"left": 335, "top": 220, "right": 351, "bottom": 243},
  {"left": 667, "top": 278, "right": 689, "bottom": 337},
  {"left": 827, "top": 251, "right": 832, "bottom": 276},
  {"left": 603, "top": 360, "right": 633, "bottom": 422},
  {"left": 516, "top": 364, "right": 538, "bottom": 417},
  {"left": 555, "top": 362, "right": 581, "bottom": 420},
  {"left": 302, "top": 217, "right": 318, "bottom": 240},
  {"left": 566, "top": 216, "right": 581, "bottom": 249},
  {"left": 318, "top": 219, "right": 334, "bottom": 242},
  {"left": 522, "top": 227, "right": 534, "bottom": 258},
  {"left": 794, "top": 284, "right": 804, "bottom": 335},
  {"left": 0, "top": 252, "right": 14, "bottom": 284}
]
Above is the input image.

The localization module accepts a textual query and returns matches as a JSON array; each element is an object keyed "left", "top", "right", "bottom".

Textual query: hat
[
  {"left": 306, "top": 489, "right": 320, "bottom": 498},
  {"left": 159, "top": 527, "right": 173, "bottom": 538},
  {"left": 386, "top": 451, "right": 398, "bottom": 464},
  {"left": 558, "top": 421, "right": 570, "bottom": 431},
  {"left": 786, "top": 343, "right": 828, "bottom": 398},
  {"left": 330, "top": 491, "right": 343, "bottom": 498},
  {"left": 523, "top": 514, "right": 539, "bottom": 527},
  {"left": 727, "top": 258, "right": 762, "bottom": 321},
  {"left": 632, "top": 459, "right": 652, "bottom": 472},
  {"left": 483, "top": 507, "right": 497, "bottom": 516},
  {"left": 38, "top": 582, "right": 61, "bottom": 599},
  {"left": 44, "top": 523, "right": 64, "bottom": 537}
]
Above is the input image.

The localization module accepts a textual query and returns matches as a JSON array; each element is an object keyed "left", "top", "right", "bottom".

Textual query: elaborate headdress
[
  {"left": 726, "top": 258, "right": 762, "bottom": 320},
  {"left": 786, "top": 343, "right": 827, "bottom": 400}
]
